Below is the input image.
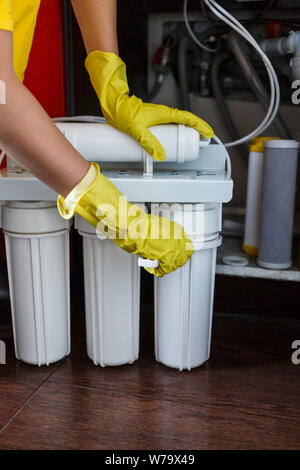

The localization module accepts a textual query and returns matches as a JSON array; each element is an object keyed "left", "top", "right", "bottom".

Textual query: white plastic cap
[
  {"left": 2, "top": 201, "right": 71, "bottom": 234},
  {"left": 138, "top": 258, "right": 159, "bottom": 269}
]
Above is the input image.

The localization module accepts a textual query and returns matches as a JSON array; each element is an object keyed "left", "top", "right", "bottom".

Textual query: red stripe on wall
[{"left": 24, "top": 0, "right": 67, "bottom": 118}]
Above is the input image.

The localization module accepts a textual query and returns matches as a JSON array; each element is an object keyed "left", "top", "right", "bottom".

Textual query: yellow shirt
[{"left": 0, "top": 0, "right": 41, "bottom": 81}]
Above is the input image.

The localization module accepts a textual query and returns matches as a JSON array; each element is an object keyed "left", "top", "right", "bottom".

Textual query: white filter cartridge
[
  {"left": 55, "top": 121, "right": 207, "bottom": 163},
  {"left": 243, "top": 137, "right": 280, "bottom": 256}
]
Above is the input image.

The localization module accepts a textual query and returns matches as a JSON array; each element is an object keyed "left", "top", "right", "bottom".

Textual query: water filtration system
[
  {"left": 0, "top": 120, "right": 233, "bottom": 370},
  {"left": 1, "top": 0, "right": 298, "bottom": 370}
]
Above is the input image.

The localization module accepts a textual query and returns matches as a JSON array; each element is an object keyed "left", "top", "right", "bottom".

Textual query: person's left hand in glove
[
  {"left": 71, "top": 0, "right": 214, "bottom": 160},
  {"left": 85, "top": 51, "right": 214, "bottom": 162}
]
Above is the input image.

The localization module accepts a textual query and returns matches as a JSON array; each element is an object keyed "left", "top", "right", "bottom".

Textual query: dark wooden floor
[{"left": 0, "top": 297, "right": 300, "bottom": 450}]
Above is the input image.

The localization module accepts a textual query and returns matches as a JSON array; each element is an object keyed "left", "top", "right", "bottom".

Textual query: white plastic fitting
[
  {"left": 55, "top": 122, "right": 210, "bottom": 163},
  {"left": 260, "top": 31, "right": 300, "bottom": 80},
  {"left": 138, "top": 258, "right": 159, "bottom": 269}
]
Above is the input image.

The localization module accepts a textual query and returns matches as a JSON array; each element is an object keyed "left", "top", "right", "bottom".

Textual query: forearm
[
  {"left": 0, "top": 31, "right": 89, "bottom": 197},
  {"left": 71, "top": 0, "right": 118, "bottom": 55}
]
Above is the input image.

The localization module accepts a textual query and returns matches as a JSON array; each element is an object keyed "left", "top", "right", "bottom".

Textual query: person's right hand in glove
[{"left": 58, "top": 163, "right": 194, "bottom": 277}]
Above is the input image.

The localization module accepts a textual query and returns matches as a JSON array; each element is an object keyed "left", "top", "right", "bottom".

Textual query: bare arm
[
  {"left": 0, "top": 30, "right": 89, "bottom": 197},
  {"left": 71, "top": 0, "right": 118, "bottom": 54},
  {"left": 0, "top": 1, "right": 119, "bottom": 196}
]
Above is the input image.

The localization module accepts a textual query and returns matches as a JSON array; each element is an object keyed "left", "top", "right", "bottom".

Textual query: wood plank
[{"left": 0, "top": 312, "right": 299, "bottom": 449}]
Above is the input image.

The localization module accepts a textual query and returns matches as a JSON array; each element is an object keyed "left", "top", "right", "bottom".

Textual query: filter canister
[
  {"left": 243, "top": 137, "right": 280, "bottom": 256},
  {"left": 258, "top": 139, "right": 299, "bottom": 269},
  {"left": 153, "top": 203, "right": 222, "bottom": 371},
  {"left": 2, "top": 202, "right": 71, "bottom": 366},
  {"left": 75, "top": 212, "right": 141, "bottom": 367}
]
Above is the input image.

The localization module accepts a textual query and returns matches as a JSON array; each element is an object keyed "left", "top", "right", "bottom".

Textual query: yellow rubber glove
[
  {"left": 58, "top": 163, "right": 194, "bottom": 277},
  {"left": 85, "top": 51, "right": 214, "bottom": 162}
]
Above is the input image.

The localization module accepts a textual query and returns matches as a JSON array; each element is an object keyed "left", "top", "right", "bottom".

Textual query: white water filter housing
[
  {"left": 76, "top": 215, "right": 141, "bottom": 367},
  {"left": 153, "top": 203, "right": 222, "bottom": 371},
  {"left": 2, "top": 202, "right": 71, "bottom": 366}
]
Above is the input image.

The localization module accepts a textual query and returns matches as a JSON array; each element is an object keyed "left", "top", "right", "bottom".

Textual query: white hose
[
  {"left": 213, "top": 134, "right": 232, "bottom": 179},
  {"left": 184, "top": 0, "right": 280, "bottom": 147},
  {"left": 183, "top": 0, "right": 218, "bottom": 53},
  {"left": 204, "top": 0, "right": 280, "bottom": 145}
]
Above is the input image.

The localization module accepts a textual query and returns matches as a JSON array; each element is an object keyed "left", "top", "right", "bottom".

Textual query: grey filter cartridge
[{"left": 258, "top": 140, "right": 299, "bottom": 270}]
